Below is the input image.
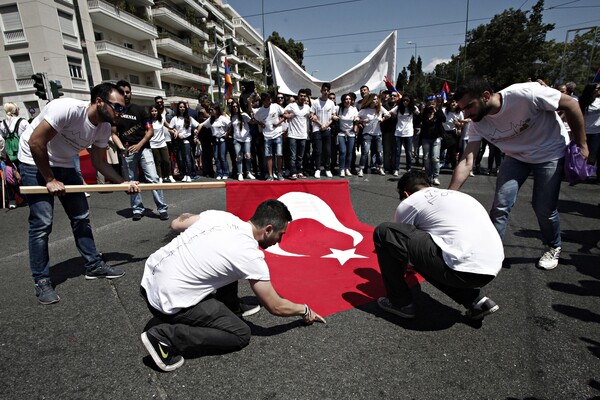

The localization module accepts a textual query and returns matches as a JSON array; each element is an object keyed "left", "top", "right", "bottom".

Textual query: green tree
[{"left": 264, "top": 32, "right": 305, "bottom": 89}]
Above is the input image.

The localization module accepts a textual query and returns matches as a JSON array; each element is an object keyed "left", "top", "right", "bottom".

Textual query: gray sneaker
[
  {"left": 35, "top": 278, "right": 60, "bottom": 305},
  {"left": 466, "top": 296, "right": 499, "bottom": 320},
  {"left": 85, "top": 263, "right": 125, "bottom": 280},
  {"left": 377, "top": 297, "right": 416, "bottom": 318}
]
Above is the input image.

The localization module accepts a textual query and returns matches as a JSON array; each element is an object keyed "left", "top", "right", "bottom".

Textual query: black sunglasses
[{"left": 101, "top": 98, "right": 126, "bottom": 113}]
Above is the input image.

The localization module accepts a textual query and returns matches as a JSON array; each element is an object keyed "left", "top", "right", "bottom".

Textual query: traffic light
[
  {"left": 50, "top": 80, "right": 64, "bottom": 98},
  {"left": 225, "top": 38, "right": 234, "bottom": 55},
  {"left": 32, "top": 73, "right": 48, "bottom": 100}
]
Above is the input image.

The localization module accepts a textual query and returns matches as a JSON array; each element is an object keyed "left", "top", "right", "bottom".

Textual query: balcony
[
  {"left": 237, "top": 39, "right": 263, "bottom": 58},
  {"left": 161, "top": 62, "right": 210, "bottom": 85},
  {"left": 156, "top": 33, "right": 210, "bottom": 64},
  {"left": 169, "top": 0, "right": 208, "bottom": 18},
  {"left": 233, "top": 18, "right": 262, "bottom": 44},
  {"left": 95, "top": 40, "right": 162, "bottom": 72},
  {"left": 206, "top": 21, "right": 224, "bottom": 36},
  {"left": 88, "top": 0, "right": 157, "bottom": 40},
  {"left": 130, "top": 83, "right": 165, "bottom": 100},
  {"left": 152, "top": 4, "right": 209, "bottom": 41},
  {"left": 238, "top": 55, "right": 262, "bottom": 73}
]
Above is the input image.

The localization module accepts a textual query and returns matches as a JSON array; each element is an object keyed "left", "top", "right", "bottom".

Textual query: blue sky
[{"left": 224, "top": 0, "right": 600, "bottom": 84}]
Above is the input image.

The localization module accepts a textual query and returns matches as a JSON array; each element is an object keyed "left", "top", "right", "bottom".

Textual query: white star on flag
[{"left": 321, "top": 248, "right": 368, "bottom": 266}]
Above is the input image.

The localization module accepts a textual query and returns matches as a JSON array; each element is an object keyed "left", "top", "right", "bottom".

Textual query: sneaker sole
[
  {"left": 467, "top": 304, "right": 500, "bottom": 320},
  {"left": 536, "top": 262, "right": 559, "bottom": 270},
  {"left": 85, "top": 272, "right": 125, "bottom": 280},
  {"left": 141, "top": 332, "right": 184, "bottom": 372},
  {"left": 37, "top": 296, "right": 60, "bottom": 305},
  {"left": 239, "top": 305, "right": 261, "bottom": 318},
  {"left": 377, "top": 297, "right": 416, "bottom": 319}
]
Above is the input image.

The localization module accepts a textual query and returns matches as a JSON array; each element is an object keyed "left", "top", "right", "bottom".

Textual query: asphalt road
[{"left": 1, "top": 171, "right": 598, "bottom": 400}]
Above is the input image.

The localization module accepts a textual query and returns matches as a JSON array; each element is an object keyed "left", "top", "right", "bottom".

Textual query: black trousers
[{"left": 373, "top": 222, "right": 494, "bottom": 308}]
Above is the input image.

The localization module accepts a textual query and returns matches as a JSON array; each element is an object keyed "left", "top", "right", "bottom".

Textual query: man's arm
[
  {"left": 128, "top": 124, "right": 153, "bottom": 154},
  {"left": 448, "top": 140, "right": 480, "bottom": 190},
  {"left": 557, "top": 93, "right": 589, "bottom": 158},
  {"left": 171, "top": 213, "right": 200, "bottom": 232},
  {"left": 28, "top": 120, "right": 65, "bottom": 194},
  {"left": 250, "top": 279, "right": 326, "bottom": 324},
  {"left": 111, "top": 126, "right": 126, "bottom": 153}
]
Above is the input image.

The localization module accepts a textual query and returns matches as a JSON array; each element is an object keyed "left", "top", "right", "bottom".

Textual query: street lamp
[{"left": 407, "top": 41, "right": 417, "bottom": 61}]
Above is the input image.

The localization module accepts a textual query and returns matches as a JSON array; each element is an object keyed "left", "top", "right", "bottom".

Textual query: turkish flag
[{"left": 226, "top": 180, "right": 422, "bottom": 317}]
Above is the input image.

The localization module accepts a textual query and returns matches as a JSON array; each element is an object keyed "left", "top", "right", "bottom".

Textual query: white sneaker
[
  {"left": 158, "top": 177, "right": 163, "bottom": 184},
  {"left": 85, "top": 192, "right": 91, "bottom": 198},
  {"left": 238, "top": 174, "right": 244, "bottom": 181},
  {"left": 432, "top": 178, "right": 441, "bottom": 186},
  {"left": 469, "top": 171, "right": 475, "bottom": 177},
  {"left": 168, "top": 176, "right": 176, "bottom": 183},
  {"left": 340, "top": 170, "right": 345, "bottom": 177},
  {"left": 537, "top": 246, "right": 561, "bottom": 270},
  {"left": 325, "top": 170, "right": 333, "bottom": 178},
  {"left": 379, "top": 168, "right": 385, "bottom": 176},
  {"left": 216, "top": 176, "right": 222, "bottom": 180},
  {"left": 246, "top": 172, "right": 256, "bottom": 180},
  {"left": 393, "top": 170, "right": 399, "bottom": 176},
  {"left": 345, "top": 169, "right": 352, "bottom": 176},
  {"left": 358, "top": 169, "right": 363, "bottom": 177},
  {"left": 314, "top": 170, "right": 321, "bottom": 178},
  {"left": 222, "top": 176, "right": 228, "bottom": 180},
  {"left": 182, "top": 175, "right": 190, "bottom": 182}
]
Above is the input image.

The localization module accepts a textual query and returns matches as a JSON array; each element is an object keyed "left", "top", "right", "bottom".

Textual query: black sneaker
[
  {"left": 132, "top": 213, "right": 142, "bottom": 221},
  {"left": 34, "top": 278, "right": 60, "bottom": 305},
  {"left": 85, "top": 263, "right": 125, "bottom": 280},
  {"left": 141, "top": 329, "right": 184, "bottom": 372},
  {"left": 466, "top": 296, "right": 499, "bottom": 320},
  {"left": 159, "top": 212, "right": 169, "bottom": 221},
  {"left": 234, "top": 302, "right": 261, "bottom": 318},
  {"left": 377, "top": 297, "right": 416, "bottom": 319}
]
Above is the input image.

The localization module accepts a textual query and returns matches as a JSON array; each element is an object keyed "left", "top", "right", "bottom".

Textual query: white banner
[{"left": 269, "top": 31, "right": 396, "bottom": 96}]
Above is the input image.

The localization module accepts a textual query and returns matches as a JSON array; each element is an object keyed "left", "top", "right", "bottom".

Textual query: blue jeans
[
  {"left": 312, "top": 128, "right": 332, "bottom": 170},
  {"left": 338, "top": 135, "right": 355, "bottom": 171},
  {"left": 360, "top": 134, "right": 383, "bottom": 169},
  {"left": 213, "top": 138, "right": 229, "bottom": 178},
  {"left": 175, "top": 141, "right": 196, "bottom": 177},
  {"left": 491, "top": 156, "right": 564, "bottom": 247},
  {"left": 394, "top": 136, "right": 413, "bottom": 170},
  {"left": 123, "top": 148, "right": 167, "bottom": 215},
  {"left": 421, "top": 137, "right": 441, "bottom": 178},
  {"left": 20, "top": 163, "right": 103, "bottom": 281},
  {"left": 288, "top": 138, "right": 306, "bottom": 174},
  {"left": 234, "top": 140, "right": 251, "bottom": 175}
]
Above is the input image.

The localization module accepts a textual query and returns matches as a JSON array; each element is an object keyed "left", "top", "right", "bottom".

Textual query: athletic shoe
[
  {"left": 393, "top": 170, "right": 399, "bottom": 176},
  {"left": 340, "top": 170, "right": 345, "bottom": 177},
  {"left": 141, "top": 329, "right": 184, "bottom": 372},
  {"left": 432, "top": 178, "right": 441, "bottom": 186},
  {"left": 469, "top": 171, "right": 475, "bottom": 177},
  {"left": 35, "top": 278, "right": 60, "bottom": 305},
  {"left": 277, "top": 174, "right": 285, "bottom": 181},
  {"left": 314, "top": 170, "right": 321, "bottom": 178},
  {"left": 158, "top": 177, "right": 163, "bottom": 184},
  {"left": 290, "top": 174, "right": 297, "bottom": 180},
  {"left": 159, "top": 212, "right": 169, "bottom": 221},
  {"left": 168, "top": 176, "right": 176, "bottom": 183},
  {"left": 377, "top": 297, "right": 416, "bottom": 318},
  {"left": 222, "top": 176, "right": 228, "bottom": 180},
  {"left": 325, "top": 170, "right": 333, "bottom": 178},
  {"left": 191, "top": 175, "right": 201, "bottom": 180},
  {"left": 238, "top": 174, "right": 244, "bottom": 181},
  {"left": 216, "top": 176, "right": 222, "bottom": 180},
  {"left": 132, "top": 213, "right": 142, "bottom": 221},
  {"left": 266, "top": 176, "right": 274, "bottom": 181},
  {"left": 466, "top": 296, "right": 499, "bottom": 320},
  {"left": 85, "top": 192, "right": 91, "bottom": 198},
  {"left": 537, "top": 246, "right": 561, "bottom": 270},
  {"left": 85, "top": 263, "right": 125, "bottom": 280},
  {"left": 379, "top": 168, "right": 385, "bottom": 176},
  {"left": 246, "top": 172, "right": 256, "bottom": 180},
  {"left": 357, "top": 170, "right": 363, "bottom": 177},
  {"left": 183, "top": 175, "right": 191, "bottom": 182},
  {"left": 235, "top": 303, "right": 261, "bottom": 318},
  {"left": 298, "top": 173, "right": 305, "bottom": 179},
  {"left": 345, "top": 169, "right": 352, "bottom": 176}
]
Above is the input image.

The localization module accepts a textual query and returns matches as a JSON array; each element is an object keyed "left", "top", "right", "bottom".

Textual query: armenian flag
[{"left": 224, "top": 58, "right": 233, "bottom": 100}]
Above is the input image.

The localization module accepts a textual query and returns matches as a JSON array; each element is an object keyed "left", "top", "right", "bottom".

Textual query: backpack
[{"left": 2, "top": 118, "right": 23, "bottom": 162}]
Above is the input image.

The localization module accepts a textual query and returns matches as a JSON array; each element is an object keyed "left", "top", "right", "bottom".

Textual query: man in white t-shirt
[
  {"left": 284, "top": 88, "right": 311, "bottom": 179},
  {"left": 253, "top": 93, "right": 286, "bottom": 180},
  {"left": 310, "top": 82, "right": 336, "bottom": 178},
  {"left": 18, "top": 83, "right": 139, "bottom": 305},
  {"left": 374, "top": 170, "right": 504, "bottom": 321},
  {"left": 140, "top": 199, "right": 326, "bottom": 372},
  {"left": 450, "top": 77, "right": 589, "bottom": 270}
]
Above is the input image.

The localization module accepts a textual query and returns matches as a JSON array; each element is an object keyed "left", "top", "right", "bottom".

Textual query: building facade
[{"left": 0, "top": 0, "right": 263, "bottom": 119}]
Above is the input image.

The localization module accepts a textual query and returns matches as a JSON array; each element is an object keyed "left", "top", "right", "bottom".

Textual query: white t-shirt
[
  {"left": 231, "top": 113, "right": 252, "bottom": 142},
  {"left": 18, "top": 98, "right": 111, "bottom": 168},
  {"left": 395, "top": 187, "right": 504, "bottom": 276},
  {"left": 253, "top": 104, "right": 285, "bottom": 139},
  {"left": 389, "top": 105, "right": 417, "bottom": 137},
  {"left": 469, "top": 82, "right": 569, "bottom": 163},
  {"left": 442, "top": 110, "right": 463, "bottom": 132},
  {"left": 358, "top": 107, "right": 389, "bottom": 136},
  {"left": 284, "top": 102, "right": 311, "bottom": 139},
  {"left": 0, "top": 116, "right": 29, "bottom": 138},
  {"left": 200, "top": 115, "right": 231, "bottom": 139},
  {"left": 150, "top": 120, "right": 168, "bottom": 148},
  {"left": 169, "top": 116, "right": 199, "bottom": 142},
  {"left": 310, "top": 98, "right": 336, "bottom": 132},
  {"left": 338, "top": 106, "right": 359, "bottom": 136},
  {"left": 141, "top": 210, "right": 270, "bottom": 314},
  {"left": 584, "top": 97, "right": 600, "bottom": 135}
]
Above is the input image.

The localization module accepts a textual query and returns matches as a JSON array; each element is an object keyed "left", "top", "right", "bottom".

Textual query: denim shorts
[{"left": 264, "top": 136, "right": 283, "bottom": 157}]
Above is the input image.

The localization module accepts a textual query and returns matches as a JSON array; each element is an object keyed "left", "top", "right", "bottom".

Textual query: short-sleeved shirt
[
  {"left": 18, "top": 98, "right": 111, "bottom": 167},
  {"left": 284, "top": 103, "right": 311, "bottom": 139},
  {"left": 310, "top": 98, "right": 336, "bottom": 132},
  {"left": 253, "top": 104, "right": 285, "bottom": 139},
  {"left": 115, "top": 103, "right": 152, "bottom": 148}
]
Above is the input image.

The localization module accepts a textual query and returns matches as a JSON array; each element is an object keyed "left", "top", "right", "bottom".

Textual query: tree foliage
[{"left": 264, "top": 31, "right": 305, "bottom": 88}]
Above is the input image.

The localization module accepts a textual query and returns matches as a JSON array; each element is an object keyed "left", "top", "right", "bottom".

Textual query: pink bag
[{"left": 4, "top": 164, "right": 20, "bottom": 186}]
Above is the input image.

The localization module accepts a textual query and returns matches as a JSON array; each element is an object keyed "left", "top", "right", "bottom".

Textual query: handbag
[{"left": 563, "top": 140, "right": 596, "bottom": 185}]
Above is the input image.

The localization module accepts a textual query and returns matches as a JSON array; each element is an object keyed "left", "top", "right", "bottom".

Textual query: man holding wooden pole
[{"left": 18, "top": 83, "right": 139, "bottom": 305}]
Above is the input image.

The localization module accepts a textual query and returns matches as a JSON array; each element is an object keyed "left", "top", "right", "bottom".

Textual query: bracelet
[{"left": 303, "top": 304, "right": 311, "bottom": 319}]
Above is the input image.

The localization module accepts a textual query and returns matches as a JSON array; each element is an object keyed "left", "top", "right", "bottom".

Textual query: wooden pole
[{"left": 20, "top": 182, "right": 226, "bottom": 195}]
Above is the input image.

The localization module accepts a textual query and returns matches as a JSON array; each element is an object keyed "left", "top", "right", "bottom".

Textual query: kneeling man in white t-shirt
[{"left": 374, "top": 170, "right": 504, "bottom": 321}]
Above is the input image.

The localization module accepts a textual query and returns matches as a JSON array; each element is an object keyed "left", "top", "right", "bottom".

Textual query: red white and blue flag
[
  {"left": 383, "top": 76, "right": 398, "bottom": 93},
  {"left": 224, "top": 58, "right": 233, "bottom": 100}
]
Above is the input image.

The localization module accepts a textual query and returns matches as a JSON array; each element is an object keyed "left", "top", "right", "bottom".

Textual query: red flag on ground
[{"left": 226, "top": 180, "right": 422, "bottom": 317}]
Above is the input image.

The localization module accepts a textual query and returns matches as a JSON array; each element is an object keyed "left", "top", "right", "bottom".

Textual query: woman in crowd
[
  {"left": 357, "top": 94, "right": 391, "bottom": 177},
  {"left": 196, "top": 104, "right": 231, "bottom": 180},
  {"left": 169, "top": 101, "right": 199, "bottom": 182},
  {"left": 389, "top": 94, "right": 418, "bottom": 175},
  {"left": 419, "top": 102, "right": 446, "bottom": 185},
  {"left": 229, "top": 101, "right": 255, "bottom": 181},
  {"left": 149, "top": 105, "right": 175, "bottom": 183},
  {"left": 579, "top": 83, "right": 600, "bottom": 166},
  {"left": 441, "top": 98, "right": 463, "bottom": 170},
  {"left": 336, "top": 93, "right": 359, "bottom": 177}
]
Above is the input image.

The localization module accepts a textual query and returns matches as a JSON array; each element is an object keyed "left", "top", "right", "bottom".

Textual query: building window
[
  {"left": 11, "top": 54, "right": 34, "bottom": 89},
  {"left": 123, "top": 42, "right": 134, "bottom": 49},
  {"left": 101, "top": 68, "right": 111, "bottom": 81},
  {"left": 129, "top": 75, "right": 140, "bottom": 85},
  {"left": 94, "top": 31, "right": 104, "bottom": 41},
  {"left": 0, "top": 4, "right": 26, "bottom": 44},
  {"left": 68, "top": 57, "right": 84, "bottom": 79},
  {"left": 58, "top": 10, "right": 78, "bottom": 47}
]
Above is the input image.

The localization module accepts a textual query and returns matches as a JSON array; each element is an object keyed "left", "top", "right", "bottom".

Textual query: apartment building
[{"left": 0, "top": 0, "right": 263, "bottom": 119}]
